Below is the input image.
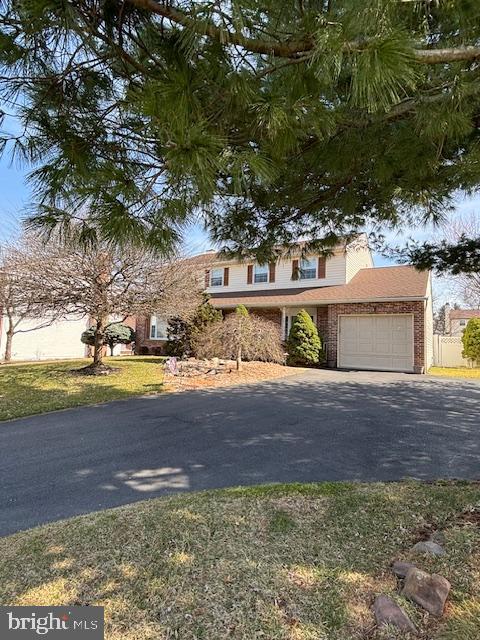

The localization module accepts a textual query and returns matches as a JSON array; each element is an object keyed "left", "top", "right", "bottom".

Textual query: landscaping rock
[
  {"left": 402, "top": 568, "right": 451, "bottom": 617},
  {"left": 412, "top": 540, "right": 445, "bottom": 556},
  {"left": 392, "top": 561, "right": 416, "bottom": 579},
  {"left": 373, "top": 595, "right": 417, "bottom": 633},
  {"left": 429, "top": 530, "right": 446, "bottom": 544}
]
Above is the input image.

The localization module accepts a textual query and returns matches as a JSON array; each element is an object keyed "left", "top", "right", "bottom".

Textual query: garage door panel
[{"left": 338, "top": 315, "right": 414, "bottom": 372}]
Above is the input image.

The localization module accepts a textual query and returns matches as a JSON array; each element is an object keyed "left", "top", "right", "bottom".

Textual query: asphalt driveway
[{"left": 1, "top": 369, "right": 479, "bottom": 536}]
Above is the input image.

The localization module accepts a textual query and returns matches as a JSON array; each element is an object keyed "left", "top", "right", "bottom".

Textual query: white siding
[
  {"left": 450, "top": 318, "right": 470, "bottom": 336},
  {"left": 206, "top": 252, "right": 347, "bottom": 294},
  {"left": 424, "top": 274, "right": 434, "bottom": 370},
  {"left": 345, "top": 241, "right": 374, "bottom": 282},
  {"left": 0, "top": 315, "right": 89, "bottom": 361}
]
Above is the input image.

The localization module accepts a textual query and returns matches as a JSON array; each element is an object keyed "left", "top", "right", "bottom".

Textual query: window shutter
[
  {"left": 223, "top": 267, "right": 229, "bottom": 286},
  {"left": 291, "top": 259, "right": 299, "bottom": 280},
  {"left": 318, "top": 257, "right": 326, "bottom": 279},
  {"left": 247, "top": 264, "right": 253, "bottom": 284},
  {"left": 204, "top": 269, "right": 210, "bottom": 288},
  {"left": 269, "top": 262, "right": 276, "bottom": 283}
]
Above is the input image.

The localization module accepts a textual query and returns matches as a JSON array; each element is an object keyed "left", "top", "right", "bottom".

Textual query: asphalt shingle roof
[{"left": 210, "top": 265, "right": 429, "bottom": 307}]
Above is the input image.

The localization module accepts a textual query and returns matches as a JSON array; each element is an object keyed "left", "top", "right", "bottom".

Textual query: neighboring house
[
  {"left": 0, "top": 314, "right": 90, "bottom": 361},
  {"left": 0, "top": 315, "right": 136, "bottom": 362},
  {"left": 445, "top": 306, "right": 480, "bottom": 336},
  {"left": 137, "top": 236, "right": 434, "bottom": 374}
]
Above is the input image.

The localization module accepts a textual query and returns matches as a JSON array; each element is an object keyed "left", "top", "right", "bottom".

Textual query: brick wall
[
  {"left": 326, "top": 301, "right": 425, "bottom": 373},
  {"left": 135, "top": 315, "right": 167, "bottom": 355},
  {"left": 316, "top": 307, "right": 328, "bottom": 341},
  {"left": 250, "top": 308, "right": 282, "bottom": 326}
]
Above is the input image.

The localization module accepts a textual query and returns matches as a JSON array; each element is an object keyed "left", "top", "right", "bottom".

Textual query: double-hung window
[
  {"left": 210, "top": 268, "right": 224, "bottom": 287},
  {"left": 254, "top": 264, "right": 268, "bottom": 283},
  {"left": 300, "top": 258, "right": 316, "bottom": 280}
]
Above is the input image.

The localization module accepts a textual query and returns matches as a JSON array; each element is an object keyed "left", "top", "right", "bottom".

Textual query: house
[
  {"left": 137, "top": 236, "right": 433, "bottom": 373},
  {"left": 445, "top": 306, "right": 480, "bottom": 336},
  {"left": 0, "top": 314, "right": 136, "bottom": 362}
]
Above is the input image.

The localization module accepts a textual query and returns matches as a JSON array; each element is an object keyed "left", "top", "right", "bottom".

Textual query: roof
[
  {"left": 449, "top": 309, "right": 480, "bottom": 320},
  {"left": 210, "top": 265, "right": 430, "bottom": 308},
  {"left": 185, "top": 235, "right": 368, "bottom": 266}
]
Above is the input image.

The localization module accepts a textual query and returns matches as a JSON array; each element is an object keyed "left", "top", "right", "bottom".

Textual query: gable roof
[
  {"left": 210, "top": 265, "right": 429, "bottom": 308},
  {"left": 186, "top": 235, "right": 369, "bottom": 266},
  {"left": 449, "top": 309, "right": 480, "bottom": 320}
]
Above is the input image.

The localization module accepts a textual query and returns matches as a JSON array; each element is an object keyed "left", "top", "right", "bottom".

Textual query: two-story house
[
  {"left": 444, "top": 306, "right": 480, "bottom": 336},
  {"left": 136, "top": 236, "right": 433, "bottom": 373}
]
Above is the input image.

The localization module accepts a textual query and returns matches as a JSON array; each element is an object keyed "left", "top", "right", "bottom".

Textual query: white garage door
[{"left": 338, "top": 315, "right": 414, "bottom": 372}]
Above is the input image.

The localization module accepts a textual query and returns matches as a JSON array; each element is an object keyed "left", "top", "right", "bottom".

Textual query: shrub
[
  {"left": 462, "top": 317, "right": 480, "bottom": 364},
  {"left": 286, "top": 309, "right": 324, "bottom": 366},
  {"left": 166, "top": 294, "right": 222, "bottom": 357},
  {"left": 194, "top": 308, "right": 284, "bottom": 369},
  {"left": 81, "top": 323, "right": 135, "bottom": 356}
]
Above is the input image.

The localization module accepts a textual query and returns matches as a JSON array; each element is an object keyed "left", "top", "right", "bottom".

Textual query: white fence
[{"left": 433, "top": 335, "right": 471, "bottom": 368}]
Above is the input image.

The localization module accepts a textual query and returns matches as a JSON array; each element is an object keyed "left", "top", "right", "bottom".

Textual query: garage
[{"left": 338, "top": 314, "right": 414, "bottom": 372}]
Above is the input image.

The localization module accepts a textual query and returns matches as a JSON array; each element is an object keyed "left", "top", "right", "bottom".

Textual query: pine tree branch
[
  {"left": 126, "top": 0, "right": 480, "bottom": 64},
  {"left": 414, "top": 46, "right": 480, "bottom": 64},
  {"left": 126, "top": 0, "right": 313, "bottom": 58}
]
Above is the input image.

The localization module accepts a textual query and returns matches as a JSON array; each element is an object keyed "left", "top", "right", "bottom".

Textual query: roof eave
[{"left": 211, "top": 295, "right": 428, "bottom": 309}]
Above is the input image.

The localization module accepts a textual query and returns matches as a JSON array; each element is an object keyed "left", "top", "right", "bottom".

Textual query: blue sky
[{"left": 1, "top": 150, "right": 478, "bottom": 304}]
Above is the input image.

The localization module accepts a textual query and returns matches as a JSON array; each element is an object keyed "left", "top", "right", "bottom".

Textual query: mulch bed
[{"left": 162, "top": 359, "right": 303, "bottom": 392}]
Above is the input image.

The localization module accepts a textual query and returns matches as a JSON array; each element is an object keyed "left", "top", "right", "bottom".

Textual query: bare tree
[
  {"left": 194, "top": 306, "right": 285, "bottom": 370},
  {"left": 26, "top": 240, "right": 203, "bottom": 373},
  {"left": 442, "top": 213, "right": 480, "bottom": 308},
  {"left": 0, "top": 239, "right": 61, "bottom": 362}
]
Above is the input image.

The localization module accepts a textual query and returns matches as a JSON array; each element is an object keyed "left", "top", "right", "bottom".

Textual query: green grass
[
  {"left": 429, "top": 366, "right": 480, "bottom": 379},
  {"left": 0, "top": 357, "right": 166, "bottom": 421},
  {"left": 0, "top": 482, "right": 479, "bottom": 639}
]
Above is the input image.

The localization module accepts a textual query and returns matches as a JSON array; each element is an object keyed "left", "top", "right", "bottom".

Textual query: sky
[{"left": 1, "top": 149, "right": 478, "bottom": 307}]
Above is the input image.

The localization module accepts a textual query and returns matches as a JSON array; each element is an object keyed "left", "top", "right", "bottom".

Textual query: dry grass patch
[
  {"left": 0, "top": 482, "right": 479, "bottom": 639},
  {"left": 429, "top": 367, "right": 480, "bottom": 379}
]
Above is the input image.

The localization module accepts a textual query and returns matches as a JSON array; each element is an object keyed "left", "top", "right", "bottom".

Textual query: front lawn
[
  {"left": 0, "top": 357, "right": 166, "bottom": 421},
  {"left": 429, "top": 366, "right": 480, "bottom": 379},
  {"left": 0, "top": 482, "right": 479, "bottom": 639}
]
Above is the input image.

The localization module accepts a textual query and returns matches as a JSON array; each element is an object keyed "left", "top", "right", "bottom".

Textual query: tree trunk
[
  {"left": 236, "top": 345, "right": 242, "bottom": 371},
  {"left": 4, "top": 329, "right": 14, "bottom": 362},
  {"left": 93, "top": 318, "right": 107, "bottom": 366},
  {"left": 110, "top": 343, "right": 115, "bottom": 357}
]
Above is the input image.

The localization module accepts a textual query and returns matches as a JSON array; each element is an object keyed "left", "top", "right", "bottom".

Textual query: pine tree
[
  {"left": 287, "top": 310, "right": 324, "bottom": 367},
  {"left": 462, "top": 318, "right": 480, "bottom": 364},
  {"left": 1, "top": 1, "right": 480, "bottom": 266},
  {"left": 166, "top": 294, "right": 222, "bottom": 357}
]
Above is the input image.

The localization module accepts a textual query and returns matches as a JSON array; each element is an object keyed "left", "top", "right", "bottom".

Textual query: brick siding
[
  {"left": 134, "top": 315, "right": 167, "bottom": 355},
  {"left": 135, "top": 302, "right": 426, "bottom": 371},
  {"left": 316, "top": 306, "right": 328, "bottom": 342},
  {"left": 326, "top": 301, "right": 425, "bottom": 373}
]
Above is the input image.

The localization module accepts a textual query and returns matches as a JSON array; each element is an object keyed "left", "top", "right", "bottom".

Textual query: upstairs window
[
  {"left": 300, "top": 258, "right": 316, "bottom": 279},
  {"left": 210, "top": 268, "right": 224, "bottom": 287},
  {"left": 254, "top": 264, "right": 268, "bottom": 283},
  {"left": 459, "top": 319, "right": 466, "bottom": 327}
]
